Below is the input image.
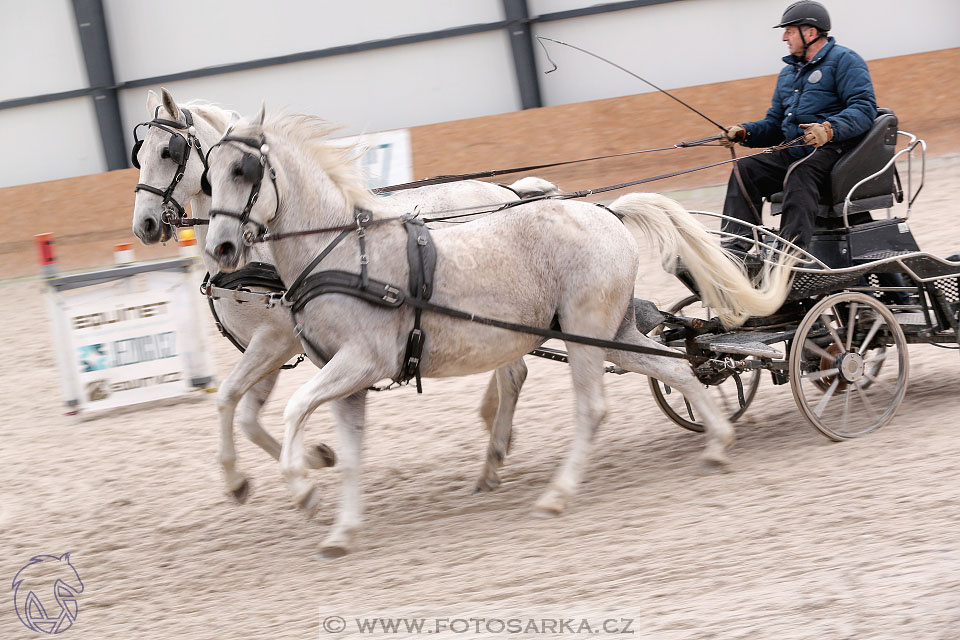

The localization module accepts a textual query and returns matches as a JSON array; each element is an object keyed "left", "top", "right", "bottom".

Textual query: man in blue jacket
[{"left": 719, "top": 1, "right": 877, "bottom": 254}]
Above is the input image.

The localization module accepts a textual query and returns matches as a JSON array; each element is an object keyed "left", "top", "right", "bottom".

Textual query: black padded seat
[{"left": 769, "top": 108, "right": 901, "bottom": 220}]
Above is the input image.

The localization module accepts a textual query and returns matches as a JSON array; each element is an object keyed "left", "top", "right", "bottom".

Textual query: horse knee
[{"left": 216, "top": 387, "right": 243, "bottom": 413}]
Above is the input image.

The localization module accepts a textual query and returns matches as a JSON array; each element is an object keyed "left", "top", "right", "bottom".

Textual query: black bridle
[
  {"left": 201, "top": 132, "right": 279, "bottom": 242},
  {"left": 132, "top": 107, "right": 208, "bottom": 228}
]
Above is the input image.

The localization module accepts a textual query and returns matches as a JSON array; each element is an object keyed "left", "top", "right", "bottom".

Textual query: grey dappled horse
[
  {"left": 131, "top": 89, "right": 553, "bottom": 502},
  {"left": 203, "top": 108, "right": 794, "bottom": 556}
]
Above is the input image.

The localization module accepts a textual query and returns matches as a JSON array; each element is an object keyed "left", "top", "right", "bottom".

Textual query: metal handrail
[{"left": 841, "top": 131, "right": 926, "bottom": 227}]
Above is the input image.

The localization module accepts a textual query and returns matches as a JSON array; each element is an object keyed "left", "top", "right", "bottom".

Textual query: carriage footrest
[
  {"left": 695, "top": 330, "right": 791, "bottom": 358},
  {"left": 892, "top": 311, "right": 928, "bottom": 326}
]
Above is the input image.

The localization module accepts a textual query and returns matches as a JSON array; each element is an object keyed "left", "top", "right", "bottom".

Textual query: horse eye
[
  {"left": 161, "top": 147, "right": 171, "bottom": 159},
  {"left": 232, "top": 163, "right": 245, "bottom": 178}
]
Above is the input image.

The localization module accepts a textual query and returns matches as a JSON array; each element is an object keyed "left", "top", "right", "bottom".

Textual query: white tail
[
  {"left": 610, "top": 192, "right": 794, "bottom": 328},
  {"left": 507, "top": 176, "right": 561, "bottom": 197}
]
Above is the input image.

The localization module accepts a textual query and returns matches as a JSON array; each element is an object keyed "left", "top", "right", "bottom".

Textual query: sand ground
[{"left": 1, "top": 155, "right": 959, "bottom": 639}]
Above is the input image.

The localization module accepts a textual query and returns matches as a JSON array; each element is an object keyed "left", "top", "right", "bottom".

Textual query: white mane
[
  {"left": 231, "top": 113, "right": 377, "bottom": 211},
  {"left": 177, "top": 100, "right": 240, "bottom": 132}
]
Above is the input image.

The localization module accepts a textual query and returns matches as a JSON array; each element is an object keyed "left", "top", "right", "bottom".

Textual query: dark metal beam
[
  {"left": 536, "top": 0, "right": 682, "bottom": 23},
  {"left": 502, "top": 0, "right": 542, "bottom": 110},
  {"left": 71, "top": 0, "right": 127, "bottom": 170}
]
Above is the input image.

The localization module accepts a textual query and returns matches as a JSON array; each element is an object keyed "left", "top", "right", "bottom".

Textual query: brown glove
[
  {"left": 720, "top": 125, "right": 746, "bottom": 148},
  {"left": 800, "top": 121, "right": 834, "bottom": 148}
]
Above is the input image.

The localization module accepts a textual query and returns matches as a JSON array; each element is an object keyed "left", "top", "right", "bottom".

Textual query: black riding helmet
[{"left": 773, "top": 1, "right": 831, "bottom": 32}]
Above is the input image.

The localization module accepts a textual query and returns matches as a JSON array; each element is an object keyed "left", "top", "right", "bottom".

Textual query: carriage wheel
[
  {"left": 789, "top": 291, "right": 908, "bottom": 440},
  {"left": 647, "top": 295, "right": 762, "bottom": 433}
]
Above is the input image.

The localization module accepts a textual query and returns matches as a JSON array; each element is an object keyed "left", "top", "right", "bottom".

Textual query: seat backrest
[{"left": 828, "top": 108, "right": 898, "bottom": 206}]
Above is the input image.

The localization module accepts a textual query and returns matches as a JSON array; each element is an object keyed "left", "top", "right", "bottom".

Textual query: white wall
[
  {"left": 2, "top": 0, "right": 958, "bottom": 188},
  {"left": 533, "top": 0, "right": 960, "bottom": 106},
  {"left": 102, "top": 0, "right": 504, "bottom": 82},
  {"left": 0, "top": 99, "right": 106, "bottom": 187},
  {"left": 0, "top": 0, "right": 88, "bottom": 100},
  {"left": 117, "top": 31, "right": 520, "bottom": 153}
]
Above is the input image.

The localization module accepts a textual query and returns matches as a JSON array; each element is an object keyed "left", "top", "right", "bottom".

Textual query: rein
[
  {"left": 372, "top": 135, "right": 723, "bottom": 194},
  {"left": 246, "top": 137, "right": 807, "bottom": 244}
]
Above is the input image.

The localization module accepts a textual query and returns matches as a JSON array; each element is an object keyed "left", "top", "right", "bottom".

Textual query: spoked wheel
[
  {"left": 647, "top": 295, "right": 762, "bottom": 433},
  {"left": 789, "top": 291, "right": 909, "bottom": 440}
]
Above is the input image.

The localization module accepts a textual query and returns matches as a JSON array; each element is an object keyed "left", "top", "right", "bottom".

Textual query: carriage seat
[{"left": 768, "top": 108, "right": 902, "bottom": 221}]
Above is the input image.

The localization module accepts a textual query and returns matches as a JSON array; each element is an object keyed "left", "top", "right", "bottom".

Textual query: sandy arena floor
[{"left": 2, "top": 155, "right": 959, "bottom": 639}]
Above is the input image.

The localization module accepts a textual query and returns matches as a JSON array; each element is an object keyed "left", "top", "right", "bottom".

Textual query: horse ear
[
  {"left": 161, "top": 87, "right": 182, "bottom": 121},
  {"left": 59, "top": 552, "right": 71, "bottom": 563},
  {"left": 146, "top": 89, "right": 161, "bottom": 113},
  {"left": 254, "top": 102, "right": 266, "bottom": 126}
]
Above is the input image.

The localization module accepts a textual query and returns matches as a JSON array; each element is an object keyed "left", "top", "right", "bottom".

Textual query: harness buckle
[
  {"left": 382, "top": 285, "right": 401, "bottom": 304},
  {"left": 242, "top": 229, "right": 256, "bottom": 247}
]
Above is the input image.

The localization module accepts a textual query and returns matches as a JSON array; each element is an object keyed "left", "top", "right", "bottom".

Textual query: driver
[{"left": 719, "top": 1, "right": 877, "bottom": 255}]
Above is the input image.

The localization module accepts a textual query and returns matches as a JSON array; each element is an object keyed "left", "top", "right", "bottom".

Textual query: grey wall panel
[
  {"left": 533, "top": 0, "right": 960, "bottom": 108},
  {"left": 118, "top": 32, "right": 521, "bottom": 151},
  {"left": 0, "top": 99, "right": 105, "bottom": 188},
  {"left": 0, "top": 0, "right": 88, "bottom": 100},
  {"left": 103, "top": 0, "right": 505, "bottom": 82}
]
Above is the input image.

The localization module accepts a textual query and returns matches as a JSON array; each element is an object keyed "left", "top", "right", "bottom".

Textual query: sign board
[
  {"left": 45, "top": 258, "right": 215, "bottom": 413},
  {"left": 330, "top": 129, "right": 412, "bottom": 190}
]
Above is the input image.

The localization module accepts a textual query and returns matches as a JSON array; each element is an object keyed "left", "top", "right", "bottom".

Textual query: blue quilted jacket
[{"left": 742, "top": 38, "right": 877, "bottom": 157}]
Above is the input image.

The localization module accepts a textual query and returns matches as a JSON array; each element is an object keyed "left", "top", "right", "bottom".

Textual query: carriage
[{"left": 623, "top": 109, "right": 960, "bottom": 440}]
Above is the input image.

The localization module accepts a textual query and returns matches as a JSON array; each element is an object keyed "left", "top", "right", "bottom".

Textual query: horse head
[
  {"left": 131, "top": 88, "right": 228, "bottom": 244},
  {"left": 203, "top": 105, "right": 373, "bottom": 274}
]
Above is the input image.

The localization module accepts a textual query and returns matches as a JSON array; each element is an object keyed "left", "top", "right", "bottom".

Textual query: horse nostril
[
  {"left": 143, "top": 217, "right": 156, "bottom": 235},
  {"left": 216, "top": 242, "right": 236, "bottom": 261}
]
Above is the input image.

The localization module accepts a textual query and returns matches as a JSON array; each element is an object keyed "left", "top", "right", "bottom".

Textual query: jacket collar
[{"left": 783, "top": 36, "right": 835, "bottom": 68}]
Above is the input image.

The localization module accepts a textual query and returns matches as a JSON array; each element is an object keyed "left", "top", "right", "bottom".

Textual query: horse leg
[
  {"left": 604, "top": 317, "right": 735, "bottom": 469},
  {"left": 237, "top": 369, "right": 337, "bottom": 470},
  {"left": 478, "top": 372, "right": 499, "bottom": 434},
  {"left": 217, "top": 331, "right": 323, "bottom": 502},
  {"left": 279, "top": 346, "right": 378, "bottom": 523},
  {"left": 235, "top": 371, "right": 281, "bottom": 460},
  {"left": 320, "top": 390, "right": 367, "bottom": 557},
  {"left": 475, "top": 359, "right": 527, "bottom": 492},
  {"left": 534, "top": 342, "right": 607, "bottom": 516}
]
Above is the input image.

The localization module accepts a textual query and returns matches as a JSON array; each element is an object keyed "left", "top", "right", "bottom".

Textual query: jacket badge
[{"left": 808, "top": 69, "right": 823, "bottom": 84}]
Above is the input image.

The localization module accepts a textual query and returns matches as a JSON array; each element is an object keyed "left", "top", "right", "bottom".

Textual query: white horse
[
  {"left": 131, "top": 89, "right": 554, "bottom": 502},
  {"left": 202, "top": 107, "right": 794, "bottom": 556}
]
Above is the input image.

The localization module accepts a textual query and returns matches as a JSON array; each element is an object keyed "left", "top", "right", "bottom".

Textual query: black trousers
[{"left": 721, "top": 144, "right": 843, "bottom": 249}]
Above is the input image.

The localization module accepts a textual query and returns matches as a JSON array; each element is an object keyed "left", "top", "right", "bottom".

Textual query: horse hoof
[
  {"left": 532, "top": 504, "right": 562, "bottom": 518},
  {"left": 698, "top": 456, "right": 730, "bottom": 474},
  {"left": 229, "top": 479, "right": 250, "bottom": 504},
  {"left": 472, "top": 475, "right": 501, "bottom": 494},
  {"left": 533, "top": 490, "right": 567, "bottom": 517},
  {"left": 319, "top": 543, "right": 350, "bottom": 559},
  {"left": 307, "top": 443, "right": 337, "bottom": 469},
  {"left": 295, "top": 486, "right": 322, "bottom": 517}
]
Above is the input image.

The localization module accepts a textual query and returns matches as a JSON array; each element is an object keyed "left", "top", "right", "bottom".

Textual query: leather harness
[{"left": 282, "top": 212, "right": 438, "bottom": 391}]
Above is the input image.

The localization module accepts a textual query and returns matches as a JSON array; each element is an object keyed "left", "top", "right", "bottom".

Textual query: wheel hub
[{"left": 835, "top": 351, "right": 865, "bottom": 383}]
